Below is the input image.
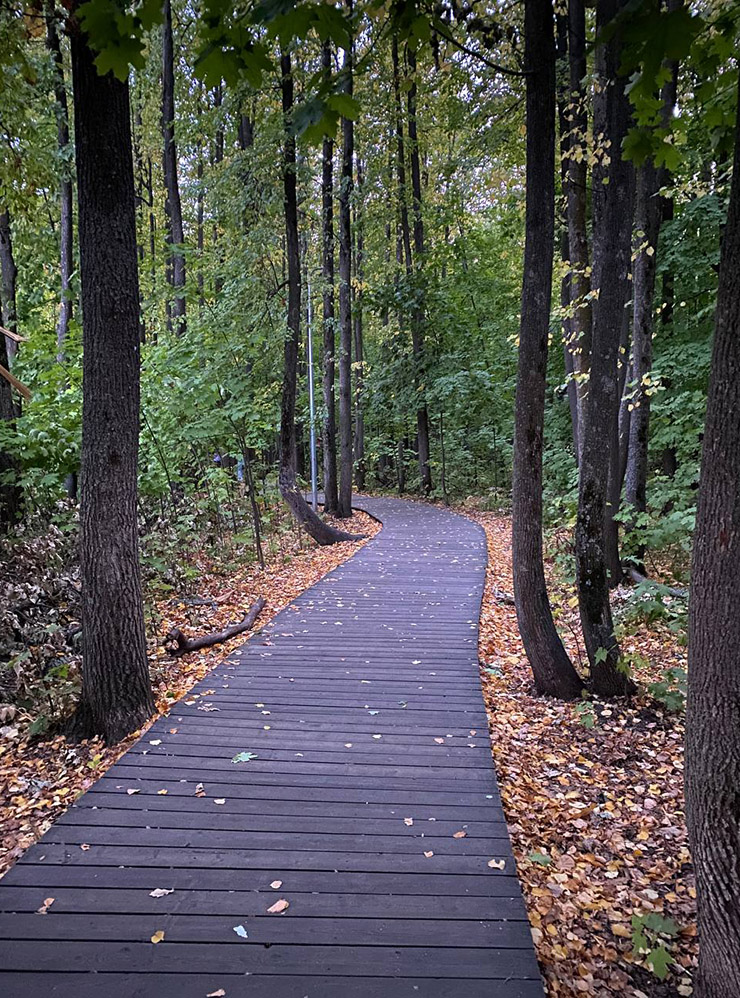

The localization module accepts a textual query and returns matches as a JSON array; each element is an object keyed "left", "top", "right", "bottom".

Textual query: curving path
[{"left": 0, "top": 496, "right": 543, "bottom": 997}]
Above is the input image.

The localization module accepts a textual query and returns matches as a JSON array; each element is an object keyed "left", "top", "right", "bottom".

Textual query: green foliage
[
  {"left": 630, "top": 912, "right": 680, "bottom": 980},
  {"left": 648, "top": 666, "right": 687, "bottom": 713}
]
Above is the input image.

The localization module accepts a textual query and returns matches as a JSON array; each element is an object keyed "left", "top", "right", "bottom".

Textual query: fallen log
[
  {"left": 165, "top": 597, "right": 266, "bottom": 658},
  {"left": 625, "top": 567, "right": 688, "bottom": 600}
]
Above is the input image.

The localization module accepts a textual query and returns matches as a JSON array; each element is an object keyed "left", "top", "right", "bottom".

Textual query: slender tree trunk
[
  {"left": 46, "top": 5, "right": 74, "bottom": 359},
  {"left": 162, "top": 0, "right": 185, "bottom": 334},
  {"left": 0, "top": 317, "right": 21, "bottom": 530},
  {"left": 337, "top": 25, "right": 354, "bottom": 519},
  {"left": 685, "top": 72, "right": 740, "bottom": 998},
  {"left": 604, "top": 308, "right": 632, "bottom": 585},
  {"left": 557, "top": 13, "right": 578, "bottom": 460},
  {"left": 321, "top": 42, "right": 338, "bottom": 514},
  {"left": 566, "top": 0, "right": 592, "bottom": 453},
  {"left": 0, "top": 209, "right": 18, "bottom": 363},
  {"left": 624, "top": 37, "right": 679, "bottom": 564},
  {"left": 406, "top": 45, "right": 432, "bottom": 495},
  {"left": 512, "top": 0, "right": 585, "bottom": 700},
  {"left": 69, "top": 13, "right": 155, "bottom": 742},
  {"left": 623, "top": 159, "right": 661, "bottom": 559},
  {"left": 277, "top": 51, "right": 358, "bottom": 545},
  {"left": 575, "top": 0, "right": 635, "bottom": 696},
  {"left": 353, "top": 156, "right": 365, "bottom": 492}
]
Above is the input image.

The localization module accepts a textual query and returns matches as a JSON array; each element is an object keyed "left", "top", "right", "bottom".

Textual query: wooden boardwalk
[{"left": 0, "top": 496, "right": 543, "bottom": 997}]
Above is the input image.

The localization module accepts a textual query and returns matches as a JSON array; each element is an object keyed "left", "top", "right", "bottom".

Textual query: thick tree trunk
[
  {"left": 566, "top": 0, "right": 592, "bottom": 452},
  {"left": 278, "top": 51, "right": 358, "bottom": 546},
  {"left": 353, "top": 156, "right": 365, "bottom": 492},
  {"left": 69, "top": 16, "right": 155, "bottom": 743},
  {"left": 46, "top": 5, "right": 74, "bottom": 358},
  {"left": 406, "top": 46, "right": 432, "bottom": 495},
  {"left": 321, "top": 43, "right": 339, "bottom": 515},
  {"left": 0, "top": 209, "right": 18, "bottom": 363},
  {"left": 337, "top": 28, "right": 354, "bottom": 519},
  {"left": 162, "top": 0, "right": 186, "bottom": 334},
  {"left": 575, "top": 0, "right": 635, "bottom": 696},
  {"left": 685, "top": 73, "right": 740, "bottom": 998},
  {"left": 512, "top": 0, "right": 585, "bottom": 701}
]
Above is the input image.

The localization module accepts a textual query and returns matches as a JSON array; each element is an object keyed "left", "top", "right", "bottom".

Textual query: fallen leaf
[
  {"left": 488, "top": 858, "right": 506, "bottom": 870},
  {"left": 207, "top": 990, "right": 226, "bottom": 997},
  {"left": 35, "top": 897, "right": 55, "bottom": 914},
  {"left": 270, "top": 880, "right": 282, "bottom": 889},
  {"left": 126, "top": 788, "right": 140, "bottom": 795},
  {"left": 157, "top": 789, "right": 168, "bottom": 795},
  {"left": 151, "top": 930, "right": 165, "bottom": 944},
  {"left": 232, "top": 752, "right": 258, "bottom": 764},
  {"left": 453, "top": 830, "right": 467, "bottom": 839},
  {"left": 423, "top": 851, "right": 434, "bottom": 858},
  {"left": 267, "top": 899, "right": 289, "bottom": 914},
  {"left": 80, "top": 843, "right": 90, "bottom": 850},
  {"left": 233, "top": 924, "right": 249, "bottom": 939},
  {"left": 213, "top": 798, "right": 226, "bottom": 805},
  {"left": 194, "top": 783, "right": 206, "bottom": 797},
  {"left": 149, "top": 888, "right": 175, "bottom": 898},
  {"left": 404, "top": 817, "right": 414, "bottom": 826}
]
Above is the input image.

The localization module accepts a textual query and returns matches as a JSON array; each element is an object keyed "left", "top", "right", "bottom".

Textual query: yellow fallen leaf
[
  {"left": 151, "top": 930, "right": 165, "bottom": 944},
  {"left": 453, "top": 830, "right": 467, "bottom": 839}
]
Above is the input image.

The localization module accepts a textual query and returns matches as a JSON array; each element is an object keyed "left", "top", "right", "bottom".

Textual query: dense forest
[{"left": 0, "top": 0, "right": 739, "bottom": 994}]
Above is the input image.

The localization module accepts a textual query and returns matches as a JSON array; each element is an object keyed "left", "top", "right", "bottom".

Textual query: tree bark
[
  {"left": 512, "top": 0, "right": 585, "bottom": 701},
  {"left": 0, "top": 209, "right": 18, "bottom": 363},
  {"left": 162, "top": 0, "right": 186, "bottom": 334},
  {"left": 566, "top": 0, "right": 592, "bottom": 453},
  {"left": 406, "top": 45, "right": 432, "bottom": 495},
  {"left": 321, "top": 42, "right": 339, "bottom": 514},
  {"left": 46, "top": 4, "right": 74, "bottom": 359},
  {"left": 337, "top": 24, "right": 354, "bottom": 519},
  {"left": 69, "top": 13, "right": 155, "bottom": 743},
  {"left": 278, "top": 51, "right": 359, "bottom": 546},
  {"left": 574, "top": 0, "right": 635, "bottom": 696},
  {"left": 353, "top": 155, "right": 365, "bottom": 492},
  {"left": 624, "top": 36, "right": 679, "bottom": 566},
  {"left": 685, "top": 71, "right": 740, "bottom": 998}
]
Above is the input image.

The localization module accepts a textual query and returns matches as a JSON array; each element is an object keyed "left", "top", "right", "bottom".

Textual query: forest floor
[
  {"left": 466, "top": 509, "right": 695, "bottom": 998},
  {"left": 0, "top": 508, "right": 378, "bottom": 876}
]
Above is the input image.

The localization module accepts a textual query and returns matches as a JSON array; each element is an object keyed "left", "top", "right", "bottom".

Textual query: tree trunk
[
  {"left": 0, "top": 209, "right": 18, "bottom": 363},
  {"left": 337, "top": 25, "right": 354, "bottom": 519},
  {"left": 0, "top": 309, "right": 21, "bottom": 530},
  {"left": 575, "top": 0, "right": 635, "bottom": 696},
  {"left": 162, "top": 0, "right": 186, "bottom": 335},
  {"left": 566, "top": 0, "right": 592, "bottom": 453},
  {"left": 512, "top": 0, "right": 585, "bottom": 701},
  {"left": 46, "top": 4, "right": 74, "bottom": 359},
  {"left": 69, "top": 14, "right": 155, "bottom": 743},
  {"left": 321, "top": 42, "right": 339, "bottom": 515},
  {"left": 604, "top": 308, "right": 632, "bottom": 586},
  {"left": 624, "top": 37, "right": 679, "bottom": 565},
  {"left": 353, "top": 156, "right": 365, "bottom": 492},
  {"left": 623, "top": 158, "right": 661, "bottom": 563},
  {"left": 278, "top": 51, "right": 358, "bottom": 546},
  {"left": 406, "top": 45, "right": 432, "bottom": 495},
  {"left": 685, "top": 71, "right": 740, "bottom": 998}
]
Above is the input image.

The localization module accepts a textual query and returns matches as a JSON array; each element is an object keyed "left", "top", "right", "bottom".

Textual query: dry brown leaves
[
  {"left": 0, "top": 510, "right": 377, "bottom": 877},
  {"left": 468, "top": 511, "right": 695, "bottom": 998}
]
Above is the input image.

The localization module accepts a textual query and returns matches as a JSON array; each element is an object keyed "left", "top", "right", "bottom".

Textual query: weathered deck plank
[{"left": 0, "top": 495, "right": 543, "bottom": 997}]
